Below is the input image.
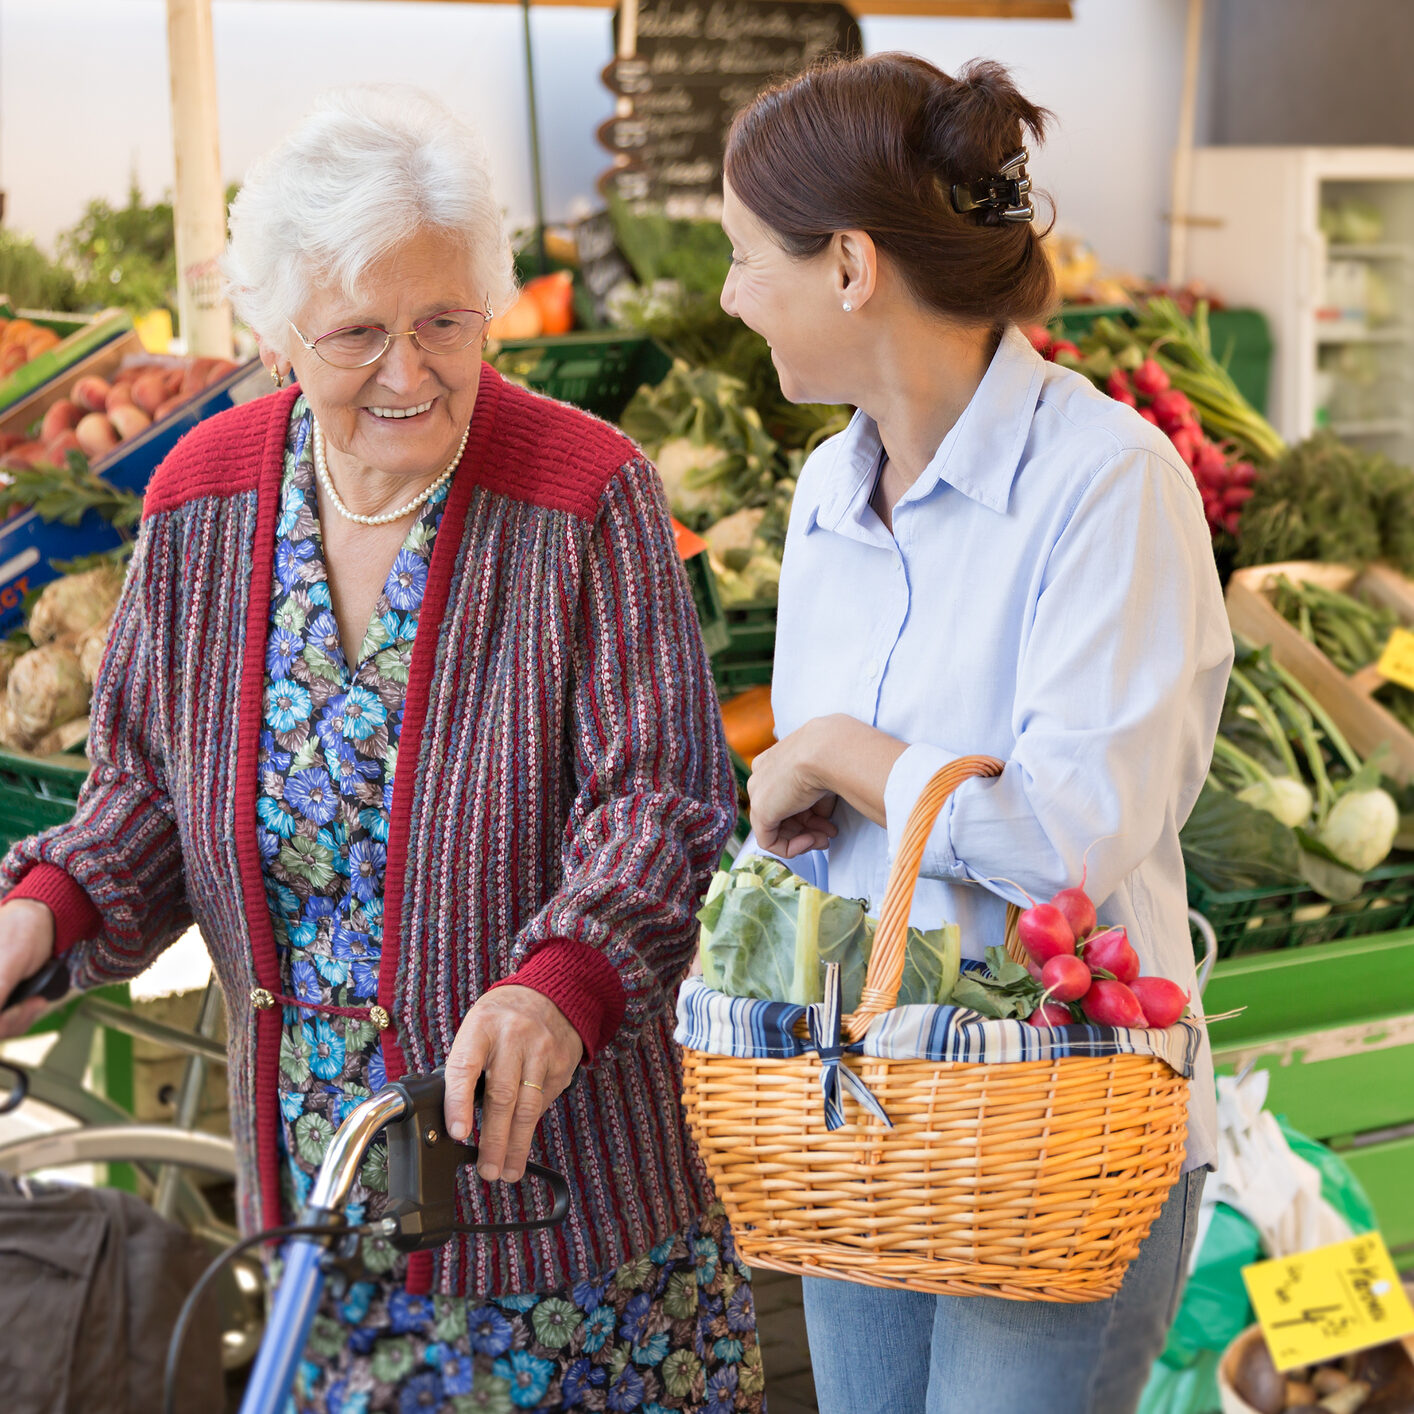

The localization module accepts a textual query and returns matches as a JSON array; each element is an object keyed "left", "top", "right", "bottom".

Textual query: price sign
[
  {"left": 1242, "top": 1232, "right": 1414, "bottom": 1371},
  {"left": 1377, "top": 626, "right": 1414, "bottom": 691}
]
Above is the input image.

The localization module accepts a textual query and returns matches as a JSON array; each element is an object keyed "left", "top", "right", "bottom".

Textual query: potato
[
  {"left": 153, "top": 394, "right": 186, "bottom": 422},
  {"left": 1232, "top": 1333, "right": 1286, "bottom": 1414},
  {"left": 7, "top": 643, "right": 90, "bottom": 743}
]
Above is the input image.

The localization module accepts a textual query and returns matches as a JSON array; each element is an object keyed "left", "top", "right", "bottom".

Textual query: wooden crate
[
  {"left": 0, "top": 326, "right": 144, "bottom": 441},
  {"left": 1225, "top": 559, "right": 1414, "bottom": 784}
]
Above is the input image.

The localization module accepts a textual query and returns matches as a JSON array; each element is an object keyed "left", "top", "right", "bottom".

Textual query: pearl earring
[{"left": 842, "top": 301, "right": 853, "bottom": 312}]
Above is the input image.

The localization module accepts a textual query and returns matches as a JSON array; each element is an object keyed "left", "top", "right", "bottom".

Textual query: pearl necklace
[{"left": 312, "top": 417, "right": 469, "bottom": 527}]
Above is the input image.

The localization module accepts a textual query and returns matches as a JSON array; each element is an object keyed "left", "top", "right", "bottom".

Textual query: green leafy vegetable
[
  {"left": 945, "top": 946, "right": 1044, "bottom": 1020},
  {"left": 696, "top": 856, "right": 960, "bottom": 1010}
]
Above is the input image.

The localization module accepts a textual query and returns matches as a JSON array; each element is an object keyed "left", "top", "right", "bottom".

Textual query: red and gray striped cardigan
[{"left": 1, "top": 371, "right": 736, "bottom": 1296}]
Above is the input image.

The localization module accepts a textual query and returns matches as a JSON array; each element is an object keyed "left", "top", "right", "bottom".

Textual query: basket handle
[{"left": 844, "top": 755, "right": 1008, "bottom": 1040}]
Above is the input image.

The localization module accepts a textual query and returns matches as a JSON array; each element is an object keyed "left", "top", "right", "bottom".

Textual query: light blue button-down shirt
[{"left": 757, "top": 325, "right": 1232, "bottom": 1169}]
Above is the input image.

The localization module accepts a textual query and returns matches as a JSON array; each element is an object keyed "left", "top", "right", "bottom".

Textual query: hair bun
[{"left": 927, "top": 58, "right": 1052, "bottom": 192}]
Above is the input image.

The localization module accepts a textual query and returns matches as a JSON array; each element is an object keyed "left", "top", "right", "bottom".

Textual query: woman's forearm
[{"left": 807, "top": 715, "right": 909, "bottom": 828}]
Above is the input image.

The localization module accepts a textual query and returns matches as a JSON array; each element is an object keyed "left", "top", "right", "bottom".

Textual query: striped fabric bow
[{"left": 807, "top": 963, "right": 893, "bottom": 1132}]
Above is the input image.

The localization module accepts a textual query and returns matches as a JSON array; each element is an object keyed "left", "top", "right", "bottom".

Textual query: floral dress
[{"left": 257, "top": 398, "right": 766, "bottom": 1414}]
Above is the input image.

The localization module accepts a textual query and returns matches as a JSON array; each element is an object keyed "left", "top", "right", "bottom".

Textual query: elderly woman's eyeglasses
[{"left": 288, "top": 305, "right": 494, "bottom": 370}]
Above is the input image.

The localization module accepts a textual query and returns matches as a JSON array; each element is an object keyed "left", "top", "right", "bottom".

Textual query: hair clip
[{"left": 950, "top": 148, "right": 1034, "bottom": 224}]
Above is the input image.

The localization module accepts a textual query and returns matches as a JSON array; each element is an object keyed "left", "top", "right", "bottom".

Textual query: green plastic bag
[{"left": 1137, "top": 1115, "right": 1377, "bottom": 1414}]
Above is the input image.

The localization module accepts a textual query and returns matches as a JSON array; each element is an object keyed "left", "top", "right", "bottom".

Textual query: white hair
[{"left": 223, "top": 84, "right": 517, "bottom": 353}]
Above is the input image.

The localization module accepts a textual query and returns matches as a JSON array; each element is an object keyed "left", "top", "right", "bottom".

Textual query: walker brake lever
[
  {"left": 3, "top": 958, "right": 70, "bottom": 1013},
  {"left": 381, "top": 1069, "right": 571, "bottom": 1253}
]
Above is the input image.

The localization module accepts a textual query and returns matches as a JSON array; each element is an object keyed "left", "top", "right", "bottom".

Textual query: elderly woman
[{"left": 0, "top": 87, "right": 757, "bottom": 1414}]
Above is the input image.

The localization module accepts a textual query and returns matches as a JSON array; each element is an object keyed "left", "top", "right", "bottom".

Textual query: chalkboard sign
[{"left": 599, "top": 0, "right": 862, "bottom": 218}]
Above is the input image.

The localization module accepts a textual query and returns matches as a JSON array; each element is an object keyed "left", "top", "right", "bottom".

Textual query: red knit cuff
[
  {"left": 488, "top": 939, "right": 627, "bottom": 1063},
  {"left": 4, "top": 864, "right": 102, "bottom": 955}
]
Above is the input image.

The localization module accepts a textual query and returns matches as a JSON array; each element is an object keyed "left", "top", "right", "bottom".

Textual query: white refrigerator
[{"left": 1187, "top": 145, "right": 1414, "bottom": 464}]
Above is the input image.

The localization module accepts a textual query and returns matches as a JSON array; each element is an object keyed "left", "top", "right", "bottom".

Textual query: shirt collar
[{"left": 811, "top": 323, "right": 1045, "bottom": 534}]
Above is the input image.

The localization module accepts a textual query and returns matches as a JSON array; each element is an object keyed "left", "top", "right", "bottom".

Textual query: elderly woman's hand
[
  {"left": 0, "top": 900, "right": 57, "bottom": 1041},
  {"left": 443, "top": 985, "right": 583, "bottom": 1183}
]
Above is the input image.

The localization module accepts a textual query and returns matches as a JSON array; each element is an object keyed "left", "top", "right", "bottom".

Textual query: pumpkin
[{"left": 720, "top": 685, "right": 774, "bottom": 765}]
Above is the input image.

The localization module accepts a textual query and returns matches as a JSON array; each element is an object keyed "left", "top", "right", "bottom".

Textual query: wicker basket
[{"left": 680, "top": 756, "right": 1191, "bottom": 1302}]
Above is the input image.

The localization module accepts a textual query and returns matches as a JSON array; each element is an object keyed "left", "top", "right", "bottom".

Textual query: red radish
[
  {"left": 1040, "top": 954, "right": 1092, "bottom": 1003},
  {"left": 1194, "top": 439, "right": 1228, "bottom": 483},
  {"left": 1151, "top": 389, "right": 1194, "bottom": 428},
  {"left": 1132, "top": 358, "right": 1170, "bottom": 398},
  {"left": 1109, "top": 386, "right": 1137, "bottom": 409},
  {"left": 1050, "top": 340, "right": 1081, "bottom": 361},
  {"left": 1229, "top": 462, "right": 1258, "bottom": 487},
  {"left": 1222, "top": 485, "right": 1254, "bottom": 512},
  {"left": 1026, "top": 1002, "right": 1074, "bottom": 1028},
  {"left": 1131, "top": 976, "right": 1190, "bottom": 1028},
  {"left": 1017, "top": 904, "right": 1075, "bottom": 964},
  {"left": 1169, "top": 426, "right": 1201, "bottom": 468},
  {"left": 1022, "top": 325, "right": 1053, "bottom": 354},
  {"left": 1083, "top": 927, "right": 1139, "bottom": 984},
  {"left": 1082, "top": 979, "right": 1146, "bottom": 1028},
  {"left": 1137, "top": 407, "right": 1160, "bottom": 426},
  {"left": 1222, "top": 509, "right": 1242, "bottom": 536},
  {"left": 1049, "top": 888, "right": 1096, "bottom": 942},
  {"left": 1106, "top": 369, "right": 1133, "bottom": 398}
]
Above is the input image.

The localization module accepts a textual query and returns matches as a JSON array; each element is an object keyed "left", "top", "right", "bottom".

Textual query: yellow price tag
[
  {"left": 1242, "top": 1232, "right": 1414, "bottom": 1371},
  {"left": 1377, "top": 626, "right": 1414, "bottom": 692}
]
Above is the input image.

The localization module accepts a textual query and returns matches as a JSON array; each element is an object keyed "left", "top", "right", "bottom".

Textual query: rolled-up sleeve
[
  {"left": 882, "top": 449, "right": 1232, "bottom": 911},
  {"left": 489, "top": 458, "right": 737, "bottom": 1059}
]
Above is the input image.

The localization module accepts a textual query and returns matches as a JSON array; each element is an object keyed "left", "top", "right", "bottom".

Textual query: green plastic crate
[
  {"left": 1187, "top": 858, "right": 1414, "bottom": 958},
  {"left": 711, "top": 601, "right": 776, "bottom": 696},
  {"left": 0, "top": 745, "right": 89, "bottom": 853},
  {"left": 492, "top": 332, "right": 671, "bottom": 424},
  {"left": 1052, "top": 304, "right": 1273, "bottom": 417},
  {"left": 683, "top": 550, "right": 729, "bottom": 659}
]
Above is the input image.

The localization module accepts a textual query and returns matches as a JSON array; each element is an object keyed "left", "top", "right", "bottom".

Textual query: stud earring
[{"left": 842, "top": 301, "right": 853, "bottom": 313}]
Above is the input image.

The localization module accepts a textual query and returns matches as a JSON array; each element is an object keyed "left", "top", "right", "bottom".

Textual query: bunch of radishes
[
  {"left": 1025, "top": 327, "right": 1258, "bottom": 540},
  {"left": 1103, "top": 358, "right": 1257, "bottom": 538},
  {"left": 1016, "top": 876, "right": 1191, "bottom": 1031}
]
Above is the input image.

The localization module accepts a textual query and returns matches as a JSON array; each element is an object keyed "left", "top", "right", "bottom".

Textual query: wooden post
[
  {"left": 166, "top": 0, "right": 232, "bottom": 356},
  {"left": 1167, "top": 0, "right": 1206, "bottom": 287}
]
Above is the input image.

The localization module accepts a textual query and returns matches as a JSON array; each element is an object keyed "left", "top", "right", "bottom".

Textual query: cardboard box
[
  {"left": 0, "top": 352, "right": 268, "bottom": 633},
  {"left": 1225, "top": 559, "right": 1414, "bottom": 784}
]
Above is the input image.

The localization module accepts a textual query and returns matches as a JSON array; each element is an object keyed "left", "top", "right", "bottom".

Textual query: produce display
[
  {"left": 1269, "top": 574, "right": 1414, "bottom": 733},
  {"left": 0, "top": 356, "right": 239, "bottom": 472},
  {"left": 0, "top": 316, "right": 62, "bottom": 379},
  {"left": 0, "top": 564, "right": 123, "bottom": 754},
  {"left": 1029, "top": 298, "right": 1285, "bottom": 541},
  {"left": 1227, "top": 1322, "right": 1414, "bottom": 1414},
  {"left": 1181, "top": 643, "right": 1400, "bottom": 899},
  {"left": 1233, "top": 433, "right": 1414, "bottom": 577}
]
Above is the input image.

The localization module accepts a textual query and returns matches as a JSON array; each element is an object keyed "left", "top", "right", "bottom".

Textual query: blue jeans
[{"left": 801, "top": 1168, "right": 1206, "bottom": 1414}]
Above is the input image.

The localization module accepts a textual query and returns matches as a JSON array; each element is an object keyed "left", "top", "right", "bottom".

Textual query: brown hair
[{"left": 724, "top": 53, "right": 1057, "bottom": 327}]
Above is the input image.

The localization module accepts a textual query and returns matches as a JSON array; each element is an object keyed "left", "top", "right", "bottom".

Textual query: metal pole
[
  {"left": 522, "top": 0, "right": 548, "bottom": 276},
  {"left": 166, "top": 0, "right": 233, "bottom": 355},
  {"left": 1167, "top": 0, "right": 1206, "bottom": 287}
]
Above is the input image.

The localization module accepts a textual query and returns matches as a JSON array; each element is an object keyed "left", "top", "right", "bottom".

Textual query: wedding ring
[{"left": 520, "top": 1080, "right": 544, "bottom": 1092}]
